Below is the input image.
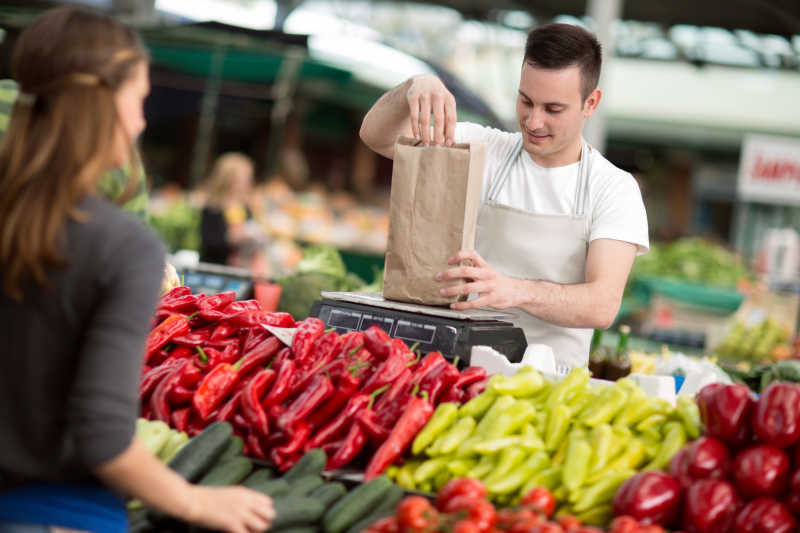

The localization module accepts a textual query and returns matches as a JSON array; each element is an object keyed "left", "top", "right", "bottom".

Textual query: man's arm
[
  {"left": 359, "top": 74, "right": 457, "bottom": 159},
  {"left": 438, "top": 239, "right": 637, "bottom": 330}
]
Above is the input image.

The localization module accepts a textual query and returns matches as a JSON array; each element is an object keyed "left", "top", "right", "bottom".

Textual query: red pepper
[
  {"left": 732, "top": 444, "right": 790, "bottom": 499},
  {"left": 752, "top": 382, "right": 800, "bottom": 448},
  {"left": 276, "top": 421, "right": 311, "bottom": 457},
  {"left": 145, "top": 315, "right": 190, "bottom": 363},
  {"left": 696, "top": 383, "right": 754, "bottom": 448},
  {"left": 149, "top": 359, "right": 189, "bottom": 423},
  {"left": 273, "top": 347, "right": 292, "bottom": 368},
  {"left": 361, "top": 347, "right": 413, "bottom": 395},
  {"left": 363, "top": 325, "right": 393, "bottom": 360},
  {"left": 440, "top": 496, "right": 495, "bottom": 533},
  {"left": 222, "top": 299, "right": 262, "bottom": 315},
  {"left": 197, "top": 291, "right": 236, "bottom": 311},
  {"left": 139, "top": 358, "right": 183, "bottom": 400},
  {"left": 232, "top": 413, "right": 249, "bottom": 430},
  {"left": 228, "top": 310, "right": 295, "bottom": 329},
  {"left": 340, "top": 331, "right": 365, "bottom": 355},
  {"left": 215, "top": 390, "right": 244, "bottom": 423},
  {"left": 465, "top": 376, "right": 490, "bottom": 401},
  {"left": 238, "top": 336, "right": 281, "bottom": 377},
  {"left": 170, "top": 345, "right": 194, "bottom": 360},
  {"left": 186, "top": 411, "right": 206, "bottom": 437},
  {"left": 150, "top": 349, "right": 171, "bottom": 367},
  {"left": 240, "top": 327, "right": 267, "bottom": 354},
  {"left": 669, "top": 436, "right": 730, "bottom": 489},
  {"left": 277, "top": 374, "right": 334, "bottom": 429},
  {"left": 193, "top": 358, "right": 246, "bottom": 420},
  {"left": 786, "top": 470, "right": 800, "bottom": 515},
  {"left": 364, "top": 392, "right": 434, "bottom": 480},
  {"left": 419, "top": 361, "right": 460, "bottom": 405},
  {"left": 454, "top": 366, "right": 487, "bottom": 390},
  {"left": 289, "top": 332, "right": 344, "bottom": 396},
  {"left": 733, "top": 498, "right": 796, "bottom": 533},
  {"left": 168, "top": 385, "right": 194, "bottom": 406},
  {"left": 683, "top": 479, "right": 741, "bottom": 533},
  {"left": 246, "top": 430, "right": 267, "bottom": 460},
  {"left": 436, "top": 479, "right": 488, "bottom": 511},
  {"left": 307, "top": 370, "right": 360, "bottom": 432},
  {"left": 613, "top": 471, "right": 683, "bottom": 527},
  {"left": 241, "top": 369, "right": 276, "bottom": 437},
  {"left": 205, "top": 338, "right": 241, "bottom": 352},
  {"left": 197, "top": 309, "right": 226, "bottom": 323},
  {"left": 172, "top": 325, "right": 216, "bottom": 347},
  {"left": 171, "top": 407, "right": 191, "bottom": 433},
  {"left": 269, "top": 447, "right": 289, "bottom": 471},
  {"left": 211, "top": 323, "right": 238, "bottom": 341},
  {"left": 158, "top": 293, "right": 200, "bottom": 314},
  {"left": 217, "top": 344, "right": 240, "bottom": 365},
  {"left": 291, "top": 317, "right": 325, "bottom": 364},
  {"left": 306, "top": 393, "right": 370, "bottom": 451},
  {"left": 263, "top": 359, "right": 296, "bottom": 408},
  {"left": 440, "top": 385, "right": 465, "bottom": 404},
  {"left": 158, "top": 286, "right": 191, "bottom": 304},
  {"left": 327, "top": 422, "right": 368, "bottom": 471},
  {"left": 356, "top": 409, "right": 391, "bottom": 444},
  {"left": 374, "top": 368, "right": 413, "bottom": 427}
]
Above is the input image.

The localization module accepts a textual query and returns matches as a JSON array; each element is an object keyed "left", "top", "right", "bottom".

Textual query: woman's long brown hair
[{"left": 0, "top": 6, "right": 148, "bottom": 300}]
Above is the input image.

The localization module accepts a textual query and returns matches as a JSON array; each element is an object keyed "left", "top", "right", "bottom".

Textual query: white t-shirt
[{"left": 455, "top": 122, "right": 650, "bottom": 254}]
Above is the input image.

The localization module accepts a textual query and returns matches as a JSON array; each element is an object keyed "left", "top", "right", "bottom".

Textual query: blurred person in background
[
  {"left": 0, "top": 7, "right": 273, "bottom": 533},
  {"left": 360, "top": 23, "right": 649, "bottom": 370},
  {"left": 200, "top": 152, "right": 266, "bottom": 267}
]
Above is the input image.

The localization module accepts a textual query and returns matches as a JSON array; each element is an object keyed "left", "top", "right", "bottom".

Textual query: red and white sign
[{"left": 738, "top": 134, "right": 800, "bottom": 205}]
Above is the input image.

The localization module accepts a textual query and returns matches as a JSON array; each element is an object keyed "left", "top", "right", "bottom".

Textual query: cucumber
[
  {"left": 323, "top": 476, "right": 393, "bottom": 533},
  {"left": 283, "top": 449, "right": 327, "bottom": 483},
  {"left": 344, "top": 484, "right": 404, "bottom": 533},
  {"left": 249, "top": 478, "right": 291, "bottom": 497},
  {"left": 242, "top": 467, "right": 275, "bottom": 488},
  {"left": 167, "top": 421, "right": 233, "bottom": 482},
  {"left": 287, "top": 475, "right": 325, "bottom": 498},
  {"left": 309, "top": 482, "right": 347, "bottom": 509},
  {"left": 219, "top": 435, "right": 245, "bottom": 461},
  {"left": 159, "top": 431, "right": 189, "bottom": 463},
  {"left": 272, "top": 527, "right": 319, "bottom": 533},
  {"left": 199, "top": 456, "right": 254, "bottom": 486},
  {"left": 272, "top": 497, "right": 326, "bottom": 529}
]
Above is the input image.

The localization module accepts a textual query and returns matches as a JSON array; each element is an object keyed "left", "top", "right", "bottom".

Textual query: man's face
[{"left": 516, "top": 62, "right": 600, "bottom": 167}]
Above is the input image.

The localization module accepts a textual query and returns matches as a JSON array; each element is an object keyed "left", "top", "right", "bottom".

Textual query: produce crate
[{"left": 632, "top": 276, "right": 745, "bottom": 313}]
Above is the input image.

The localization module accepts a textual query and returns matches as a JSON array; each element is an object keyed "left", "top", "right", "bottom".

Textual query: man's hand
[
  {"left": 437, "top": 250, "right": 520, "bottom": 310},
  {"left": 407, "top": 75, "right": 457, "bottom": 147}
]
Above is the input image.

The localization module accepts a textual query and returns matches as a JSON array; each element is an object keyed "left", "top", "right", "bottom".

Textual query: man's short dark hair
[{"left": 524, "top": 23, "right": 602, "bottom": 101}]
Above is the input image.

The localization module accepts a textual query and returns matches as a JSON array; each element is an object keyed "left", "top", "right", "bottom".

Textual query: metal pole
[
  {"left": 189, "top": 43, "right": 226, "bottom": 188},
  {"left": 584, "top": 0, "right": 623, "bottom": 154},
  {"left": 264, "top": 46, "right": 304, "bottom": 177}
]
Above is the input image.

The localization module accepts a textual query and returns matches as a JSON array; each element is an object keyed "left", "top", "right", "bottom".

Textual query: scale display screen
[{"left": 181, "top": 271, "right": 252, "bottom": 299}]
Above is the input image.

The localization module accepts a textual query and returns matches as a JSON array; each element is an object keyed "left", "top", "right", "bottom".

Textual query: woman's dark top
[
  {"left": 0, "top": 195, "right": 165, "bottom": 491},
  {"left": 200, "top": 206, "right": 229, "bottom": 264}
]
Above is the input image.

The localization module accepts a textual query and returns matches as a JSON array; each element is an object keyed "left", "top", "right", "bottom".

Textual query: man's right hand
[{"left": 406, "top": 75, "right": 458, "bottom": 147}]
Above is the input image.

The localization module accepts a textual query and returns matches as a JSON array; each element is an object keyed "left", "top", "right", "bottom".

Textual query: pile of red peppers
[
  {"left": 140, "top": 287, "right": 489, "bottom": 473},
  {"left": 612, "top": 381, "right": 800, "bottom": 533}
]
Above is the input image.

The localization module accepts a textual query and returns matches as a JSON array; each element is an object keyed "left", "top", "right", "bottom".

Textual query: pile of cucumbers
[{"left": 129, "top": 421, "right": 404, "bottom": 533}]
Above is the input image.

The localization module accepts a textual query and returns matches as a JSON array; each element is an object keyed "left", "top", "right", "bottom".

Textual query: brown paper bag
[{"left": 382, "top": 136, "right": 486, "bottom": 306}]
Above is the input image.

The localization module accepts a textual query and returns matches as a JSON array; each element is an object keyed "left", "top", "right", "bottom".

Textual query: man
[
  {"left": 359, "top": 23, "right": 649, "bottom": 369},
  {"left": 0, "top": 78, "right": 149, "bottom": 221}
]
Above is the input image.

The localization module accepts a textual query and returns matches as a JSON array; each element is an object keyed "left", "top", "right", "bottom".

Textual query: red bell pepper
[
  {"left": 264, "top": 359, "right": 296, "bottom": 407},
  {"left": 145, "top": 314, "right": 190, "bottom": 363},
  {"left": 752, "top": 382, "right": 800, "bottom": 448},
  {"left": 228, "top": 310, "right": 295, "bottom": 329},
  {"left": 340, "top": 331, "right": 365, "bottom": 355},
  {"left": 241, "top": 368, "right": 276, "bottom": 437},
  {"left": 465, "top": 376, "right": 490, "bottom": 401},
  {"left": 193, "top": 357, "right": 246, "bottom": 420},
  {"left": 733, "top": 498, "right": 796, "bottom": 533},
  {"left": 411, "top": 352, "right": 447, "bottom": 383},
  {"left": 696, "top": 383, "right": 754, "bottom": 448},
  {"left": 612, "top": 471, "right": 683, "bottom": 527},
  {"left": 139, "top": 358, "right": 183, "bottom": 400},
  {"left": 326, "top": 422, "right": 368, "bottom": 471},
  {"left": 669, "top": 436, "right": 731, "bottom": 489},
  {"left": 786, "top": 470, "right": 800, "bottom": 515},
  {"left": 364, "top": 392, "right": 434, "bottom": 480},
  {"left": 197, "top": 291, "right": 236, "bottom": 311},
  {"left": 683, "top": 479, "right": 741, "bottom": 533},
  {"left": 454, "top": 366, "right": 487, "bottom": 390},
  {"left": 732, "top": 444, "right": 790, "bottom": 499},
  {"left": 419, "top": 361, "right": 460, "bottom": 405},
  {"left": 277, "top": 373, "right": 334, "bottom": 429},
  {"left": 305, "top": 393, "right": 370, "bottom": 451},
  {"left": 149, "top": 359, "right": 190, "bottom": 423},
  {"left": 211, "top": 323, "right": 238, "bottom": 341},
  {"left": 170, "top": 345, "right": 194, "bottom": 361},
  {"left": 291, "top": 317, "right": 325, "bottom": 364},
  {"left": 363, "top": 325, "right": 393, "bottom": 360},
  {"left": 171, "top": 406, "right": 191, "bottom": 433}
]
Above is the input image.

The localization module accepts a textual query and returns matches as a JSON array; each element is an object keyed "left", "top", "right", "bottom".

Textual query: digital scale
[
  {"left": 310, "top": 291, "right": 527, "bottom": 364},
  {"left": 179, "top": 262, "right": 257, "bottom": 300}
]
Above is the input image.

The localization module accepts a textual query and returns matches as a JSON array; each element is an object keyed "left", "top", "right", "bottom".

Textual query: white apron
[{"left": 475, "top": 137, "right": 593, "bottom": 370}]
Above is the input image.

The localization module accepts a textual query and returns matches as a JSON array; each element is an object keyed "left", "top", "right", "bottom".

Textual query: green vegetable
[
  {"left": 645, "top": 422, "right": 687, "bottom": 471},
  {"left": 434, "top": 416, "right": 476, "bottom": 455},
  {"left": 199, "top": 456, "right": 253, "bottom": 486},
  {"left": 249, "top": 478, "right": 291, "bottom": 497},
  {"left": 344, "top": 484, "right": 404, "bottom": 533},
  {"left": 167, "top": 421, "right": 233, "bottom": 482},
  {"left": 287, "top": 475, "right": 325, "bottom": 498},
  {"left": 676, "top": 395, "right": 701, "bottom": 439},
  {"left": 562, "top": 431, "right": 593, "bottom": 492},
  {"left": 413, "top": 402, "right": 459, "bottom": 455},
  {"left": 310, "top": 482, "right": 347, "bottom": 509},
  {"left": 272, "top": 497, "right": 326, "bottom": 529},
  {"left": 572, "top": 470, "right": 636, "bottom": 513},
  {"left": 283, "top": 449, "right": 326, "bottom": 483},
  {"left": 242, "top": 468, "right": 275, "bottom": 488},
  {"left": 323, "top": 476, "right": 393, "bottom": 533},
  {"left": 159, "top": 430, "right": 189, "bottom": 463},
  {"left": 219, "top": 435, "right": 245, "bottom": 461}
]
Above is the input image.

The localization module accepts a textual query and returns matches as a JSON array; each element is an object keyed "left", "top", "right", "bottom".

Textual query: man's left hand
[{"left": 436, "top": 250, "right": 521, "bottom": 310}]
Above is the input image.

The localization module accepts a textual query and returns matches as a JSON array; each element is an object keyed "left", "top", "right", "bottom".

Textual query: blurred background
[{"left": 1, "top": 0, "right": 799, "bottom": 371}]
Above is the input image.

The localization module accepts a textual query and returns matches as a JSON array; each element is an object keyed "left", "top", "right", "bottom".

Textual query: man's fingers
[
  {"left": 408, "top": 93, "right": 421, "bottom": 141},
  {"left": 437, "top": 266, "right": 487, "bottom": 281},
  {"left": 445, "top": 94, "right": 457, "bottom": 146},
  {"left": 419, "top": 92, "right": 431, "bottom": 145},
  {"left": 431, "top": 93, "right": 446, "bottom": 146},
  {"left": 449, "top": 250, "right": 489, "bottom": 268},
  {"left": 440, "top": 280, "right": 489, "bottom": 297},
  {"left": 451, "top": 296, "right": 490, "bottom": 311}
]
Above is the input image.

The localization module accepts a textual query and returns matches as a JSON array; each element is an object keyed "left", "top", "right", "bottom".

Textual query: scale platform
[{"left": 310, "top": 292, "right": 527, "bottom": 364}]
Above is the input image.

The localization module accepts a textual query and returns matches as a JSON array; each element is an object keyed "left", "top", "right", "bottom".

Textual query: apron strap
[
  {"left": 573, "top": 140, "right": 592, "bottom": 217},
  {"left": 487, "top": 136, "right": 524, "bottom": 202}
]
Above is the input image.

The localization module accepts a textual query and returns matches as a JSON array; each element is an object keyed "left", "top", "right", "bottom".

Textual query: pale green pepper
[
  {"left": 576, "top": 504, "right": 614, "bottom": 527},
  {"left": 413, "top": 456, "right": 450, "bottom": 484},
  {"left": 412, "top": 402, "right": 459, "bottom": 455},
  {"left": 459, "top": 384, "right": 498, "bottom": 419},
  {"left": 548, "top": 367, "right": 591, "bottom": 405},
  {"left": 522, "top": 422, "right": 538, "bottom": 439},
  {"left": 467, "top": 454, "right": 497, "bottom": 480},
  {"left": 487, "top": 451, "right": 549, "bottom": 495},
  {"left": 484, "top": 447, "right": 527, "bottom": 485},
  {"left": 473, "top": 435, "right": 545, "bottom": 454},
  {"left": 572, "top": 470, "right": 636, "bottom": 513},
  {"left": 508, "top": 401, "right": 537, "bottom": 433},
  {"left": 522, "top": 466, "right": 562, "bottom": 494},
  {"left": 580, "top": 385, "right": 629, "bottom": 427},
  {"left": 396, "top": 461, "right": 419, "bottom": 490},
  {"left": 645, "top": 421, "right": 687, "bottom": 471},
  {"left": 490, "top": 367, "right": 544, "bottom": 397},
  {"left": 433, "top": 470, "right": 451, "bottom": 492},
  {"left": 588, "top": 424, "right": 614, "bottom": 473},
  {"left": 585, "top": 438, "right": 645, "bottom": 485},
  {"left": 636, "top": 414, "right": 667, "bottom": 434},
  {"left": 640, "top": 432, "right": 661, "bottom": 461},
  {"left": 612, "top": 391, "right": 657, "bottom": 427},
  {"left": 435, "top": 416, "right": 477, "bottom": 455},
  {"left": 545, "top": 403, "right": 573, "bottom": 451},
  {"left": 676, "top": 394, "right": 701, "bottom": 440},
  {"left": 562, "top": 430, "right": 593, "bottom": 492},
  {"left": 447, "top": 458, "right": 476, "bottom": 476},
  {"left": 608, "top": 426, "right": 633, "bottom": 460}
]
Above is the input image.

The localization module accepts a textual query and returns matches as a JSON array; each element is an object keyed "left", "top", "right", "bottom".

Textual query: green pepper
[
  {"left": 562, "top": 430, "right": 593, "bottom": 492},
  {"left": 576, "top": 504, "right": 614, "bottom": 527},
  {"left": 608, "top": 426, "right": 633, "bottom": 460},
  {"left": 588, "top": 424, "right": 614, "bottom": 473},
  {"left": 580, "top": 385, "right": 629, "bottom": 427},
  {"left": 486, "top": 451, "right": 549, "bottom": 495},
  {"left": 486, "top": 412, "right": 515, "bottom": 440},
  {"left": 490, "top": 368, "right": 544, "bottom": 397},
  {"left": 612, "top": 391, "right": 656, "bottom": 427},
  {"left": 640, "top": 432, "right": 661, "bottom": 461},
  {"left": 508, "top": 401, "right": 537, "bottom": 433},
  {"left": 459, "top": 387, "right": 497, "bottom": 419},
  {"left": 551, "top": 434, "right": 570, "bottom": 466},
  {"left": 522, "top": 422, "right": 538, "bottom": 439},
  {"left": 412, "top": 402, "right": 459, "bottom": 455},
  {"left": 548, "top": 367, "right": 591, "bottom": 405},
  {"left": 396, "top": 461, "right": 419, "bottom": 490},
  {"left": 467, "top": 454, "right": 497, "bottom": 480},
  {"left": 675, "top": 394, "right": 701, "bottom": 440},
  {"left": 568, "top": 388, "right": 595, "bottom": 414},
  {"left": 545, "top": 403, "right": 573, "bottom": 451},
  {"left": 522, "top": 466, "right": 562, "bottom": 494},
  {"left": 572, "top": 470, "right": 636, "bottom": 512},
  {"left": 433, "top": 470, "right": 451, "bottom": 492},
  {"left": 644, "top": 421, "right": 687, "bottom": 471},
  {"left": 473, "top": 435, "right": 545, "bottom": 454},
  {"left": 413, "top": 456, "right": 450, "bottom": 484},
  {"left": 434, "top": 416, "right": 477, "bottom": 455},
  {"left": 585, "top": 438, "right": 645, "bottom": 485},
  {"left": 447, "top": 458, "right": 476, "bottom": 476},
  {"left": 635, "top": 414, "right": 667, "bottom": 433},
  {"left": 484, "top": 447, "right": 526, "bottom": 486}
]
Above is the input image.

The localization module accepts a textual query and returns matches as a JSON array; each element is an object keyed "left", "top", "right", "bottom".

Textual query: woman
[{"left": 0, "top": 7, "right": 274, "bottom": 533}]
